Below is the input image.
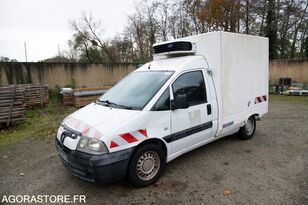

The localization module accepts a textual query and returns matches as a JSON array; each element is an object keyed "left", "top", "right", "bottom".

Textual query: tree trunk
[
  {"left": 245, "top": 0, "right": 249, "bottom": 34},
  {"left": 265, "top": 0, "right": 278, "bottom": 59},
  {"left": 290, "top": 3, "right": 308, "bottom": 58}
]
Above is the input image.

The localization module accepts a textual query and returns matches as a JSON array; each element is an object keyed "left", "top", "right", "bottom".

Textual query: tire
[
  {"left": 128, "top": 143, "right": 165, "bottom": 187},
  {"left": 238, "top": 116, "right": 256, "bottom": 140}
]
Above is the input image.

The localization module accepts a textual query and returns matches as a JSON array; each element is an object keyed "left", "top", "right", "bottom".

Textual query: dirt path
[{"left": 1, "top": 101, "right": 307, "bottom": 205}]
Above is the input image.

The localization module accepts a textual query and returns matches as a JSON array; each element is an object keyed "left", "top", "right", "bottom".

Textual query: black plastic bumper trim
[{"left": 55, "top": 138, "right": 134, "bottom": 183}]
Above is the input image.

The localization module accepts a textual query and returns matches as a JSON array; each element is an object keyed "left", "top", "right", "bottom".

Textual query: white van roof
[{"left": 137, "top": 55, "right": 205, "bottom": 73}]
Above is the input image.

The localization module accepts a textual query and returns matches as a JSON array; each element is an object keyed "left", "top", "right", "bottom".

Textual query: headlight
[
  {"left": 77, "top": 136, "right": 108, "bottom": 155},
  {"left": 89, "top": 138, "right": 103, "bottom": 151}
]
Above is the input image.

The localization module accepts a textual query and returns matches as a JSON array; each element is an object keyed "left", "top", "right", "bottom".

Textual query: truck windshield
[{"left": 98, "top": 71, "right": 173, "bottom": 110}]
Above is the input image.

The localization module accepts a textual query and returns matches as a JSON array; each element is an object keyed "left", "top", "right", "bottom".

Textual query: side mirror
[{"left": 171, "top": 94, "right": 189, "bottom": 110}]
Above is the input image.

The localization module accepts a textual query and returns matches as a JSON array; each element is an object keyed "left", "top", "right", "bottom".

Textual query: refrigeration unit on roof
[{"left": 153, "top": 41, "right": 196, "bottom": 55}]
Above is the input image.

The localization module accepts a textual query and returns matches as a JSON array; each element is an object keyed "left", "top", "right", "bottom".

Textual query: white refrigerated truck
[{"left": 56, "top": 31, "right": 268, "bottom": 187}]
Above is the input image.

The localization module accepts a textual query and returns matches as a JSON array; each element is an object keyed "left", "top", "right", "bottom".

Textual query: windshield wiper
[
  {"left": 96, "top": 99, "right": 117, "bottom": 107},
  {"left": 117, "top": 104, "right": 137, "bottom": 110},
  {"left": 96, "top": 99, "right": 138, "bottom": 110}
]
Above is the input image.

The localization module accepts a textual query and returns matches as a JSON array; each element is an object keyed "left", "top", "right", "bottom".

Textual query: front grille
[
  {"left": 56, "top": 138, "right": 71, "bottom": 155},
  {"left": 62, "top": 124, "right": 82, "bottom": 139}
]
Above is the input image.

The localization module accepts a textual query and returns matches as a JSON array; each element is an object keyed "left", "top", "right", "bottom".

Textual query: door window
[
  {"left": 151, "top": 88, "right": 170, "bottom": 111},
  {"left": 172, "top": 71, "right": 207, "bottom": 106}
]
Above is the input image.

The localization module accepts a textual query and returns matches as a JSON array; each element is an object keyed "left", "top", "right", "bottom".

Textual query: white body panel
[
  {"left": 58, "top": 31, "right": 268, "bottom": 163},
  {"left": 154, "top": 31, "right": 269, "bottom": 137}
]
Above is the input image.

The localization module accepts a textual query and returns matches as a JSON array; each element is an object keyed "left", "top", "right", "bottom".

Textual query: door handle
[{"left": 207, "top": 104, "right": 212, "bottom": 115}]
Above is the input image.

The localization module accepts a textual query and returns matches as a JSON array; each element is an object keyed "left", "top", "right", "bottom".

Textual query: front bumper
[{"left": 55, "top": 138, "right": 134, "bottom": 183}]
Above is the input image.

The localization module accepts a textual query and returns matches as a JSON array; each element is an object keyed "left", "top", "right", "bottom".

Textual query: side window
[
  {"left": 152, "top": 88, "right": 170, "bottom": 111},
  {"left": 172, "top": 71, "right": 207, "bottom": 106}
]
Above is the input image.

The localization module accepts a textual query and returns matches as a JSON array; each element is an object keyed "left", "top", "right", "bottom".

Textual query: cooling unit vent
[{"left": 153, "top": 41, "right": 194, "bottom": 54}]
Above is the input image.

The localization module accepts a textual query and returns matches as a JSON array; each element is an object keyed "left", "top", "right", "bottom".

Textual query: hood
[{"left": 62, "top": 103, "right": 140, "bottom": 139}]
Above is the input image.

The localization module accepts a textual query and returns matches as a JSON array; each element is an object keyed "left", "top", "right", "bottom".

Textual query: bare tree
[
  {"left": 63, "top": 40, "right": 78, "bottom": 62},
  {"left": 127, "top": 12, "right": 148, "bottom": 62},
  {"left": 66, "top": 0, "right": 308, "bottom": 62},
  {"left": 290, "top": 1, "right": 308, "bottom": 58},
  {"left": 70, "top": 13, "right": 115, "bottom": 63}
]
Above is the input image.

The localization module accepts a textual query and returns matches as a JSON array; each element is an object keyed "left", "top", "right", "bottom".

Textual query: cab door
[{"left": 167, "top": 70, "right": 213, "bottom": 155}]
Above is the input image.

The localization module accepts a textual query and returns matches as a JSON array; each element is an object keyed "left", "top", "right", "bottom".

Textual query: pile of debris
[
  {"left": 60, "top": 86, "right": 110, "bottom": 107},
  {"left": 22, "top": 84, "right": 49, "bottom": 107},
  {"left": 0, "top": 83, "right": 49, "bottom": 127},
  {"left": 0, "top": 85, "right": 25, "bottom": 126},
  {"left": 270, "top": 78, "right": 308, "bottom": 96}
]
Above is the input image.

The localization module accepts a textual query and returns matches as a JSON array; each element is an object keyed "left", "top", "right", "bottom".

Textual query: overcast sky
[{"left": 0, "top": 0, "right": 140, "bottom": 62}]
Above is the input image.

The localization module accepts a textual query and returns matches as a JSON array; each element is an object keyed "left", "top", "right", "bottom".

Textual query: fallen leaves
[
  {"left": 223, "top": 161, "right": 229, "bottom": 166},
  {"left": 223, "top": 189, "right": 231, "bottom": 197}
]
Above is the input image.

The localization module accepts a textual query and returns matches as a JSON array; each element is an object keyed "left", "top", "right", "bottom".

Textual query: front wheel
[
  {"left": 128, "top": 143, "right": 165, "bottom": 187},
  {"left": 238, "top": 116, "right": 256, "bottom": 140}
]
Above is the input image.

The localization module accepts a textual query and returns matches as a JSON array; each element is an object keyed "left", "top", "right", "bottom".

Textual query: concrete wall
[
  {"left": 1, "top": 59, "right": 307, "bottom": 88},
  {"left": 269, "top": 59, "right": 308, "bottom": 83},
  {"left": 0, "top": 62, "right": 137, "bottom": 88}
]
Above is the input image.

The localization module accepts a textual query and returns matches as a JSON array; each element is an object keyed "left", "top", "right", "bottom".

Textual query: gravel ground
[{"left": 0, "top": 100, "right": 307, "bottom": 205}]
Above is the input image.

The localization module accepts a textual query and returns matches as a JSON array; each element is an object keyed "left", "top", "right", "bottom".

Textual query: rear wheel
[
  {"left": 238, "top": 116, "right": 256, "bottom": 140},
  {"left": 128, "top": 143, "right": 165, "bottom": 187}
]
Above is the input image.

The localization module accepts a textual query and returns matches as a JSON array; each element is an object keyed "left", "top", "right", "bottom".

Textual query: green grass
[
  {"left": 0, "top": 97, "right": 76, "bottom": 150},
  {"left": 269, "top": 94, "right": 308, "bottom": 106}
]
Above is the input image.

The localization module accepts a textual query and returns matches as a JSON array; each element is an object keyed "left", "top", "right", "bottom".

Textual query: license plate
[{"left": 57, "top": 148, "right": 69, "bottom": 163}]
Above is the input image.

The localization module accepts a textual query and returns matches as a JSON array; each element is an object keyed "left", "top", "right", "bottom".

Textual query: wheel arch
[
  {"left": 125, "top": 138, "right": 168, "bottom": 175},
  {"left": 245, "top": 113, "right": 261, "bottom": 123},
  {"left": 135, "top": 138, "right": 168, "bottom": 159},
  {"left": 126, "top": 138, "right": 167, "bottom": 186}
]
